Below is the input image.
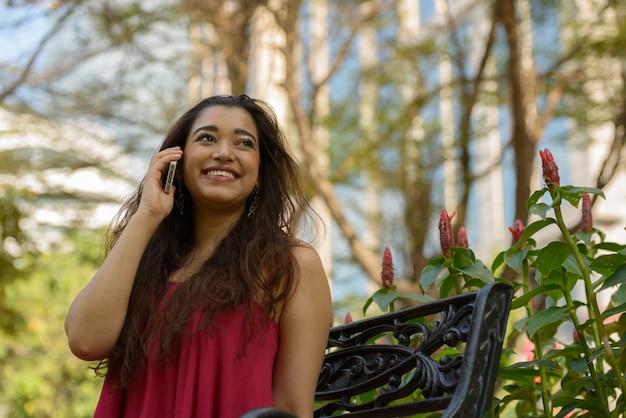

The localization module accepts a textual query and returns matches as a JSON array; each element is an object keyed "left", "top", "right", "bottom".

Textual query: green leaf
[
  {"left": 513, "top": 316, "right": 528, "bottom": 333},
  {"left": 590, "top": 254, "right": 626, "bottom": 277},
  {"left": 554, "top": 400, "right": 583, "bottom": 418},
  {"left": 594, "top": 242, "right": 626, "bottom": 254},
  {"left": 529, "top": 202, "right": 551, "bottom": 219},
  {"left": 559, "top": 191, "right": 582, "bottom": 208},
  {"left": 491, "top": 251, "right": 506, "bottom": 273},
  {"left": 544, "top": 344, "right": 584, "bottom": 360},
  {"left": 561, "top": 372, "right": 591, "bottom": 394},
  {"left": 612, "top": 283, "right": 626, "bottom": 305},
  {"left": 504, "top": 246, "right": 529, "bottom": 273},
  {"left": 599, "top": 263, "right": 626, "bottom": 290},
  {"left": 527, "top": 306, "right": 568, "bottom": 338},
  {"left": 420, "top": 257, "right": 447, "bottom": 290},
  {"left": 573, "top": 397, "right": 613, "bottom": 415},
  {"left": 451, "top": 247, "right": 476, "bottom": 266},
  {"left": 438, "top": 275, "right": 455, "bottom": 298},
  {"left": 498, "top": 368, "right": 540, "bottom": 386},
  {"left": 362, "top": 295, "right": 375, "bottom": 314},
  {"left": 527, "top": 188, "right": 549, "bottom": 211},
  {"left": 563, "top": 185, "right": 606, "bottom": 199},
  {"left": 562, "top": 271, "right": 580, "bottom": 294},
  {"left": 602, "top": 302, "right": 626, "bottom": 318},
  {"left": 499, "top": 365, "right": 561, "bottom": 386},
  {"left": 558, "top": 185, "right": 605, "bottom": 208},
  {"left": 396, "top": 293, "right": 436, "bottom": 304},
  {"left": 464, "top": 277, "right": 489, "bottom": 289},
  {"left": 540, "top": 269, "right": 576, "bottom": 300},
  {"left": 503, "top": 359, "right": 560, "bottom": 370},
  {"left": 511, "top": 284, "right": 563, "bottom": 310},
  {"left": 450, "top": 264, "right": 495, "bottom": 283},
  {"left": 509, "top": 218, "right": 557, "bottom": 252},
  {"left": 562, "top": 254, "right": 584, "bottom": 276},
  {"left": 534, "top": 241, "right": 570, "bottom": 276},
  {"left": 570, "top": 357, "right": 589, "bottom": 373},
  {"left": 372, "top": 288, "right": 399, "bottom": 313}
]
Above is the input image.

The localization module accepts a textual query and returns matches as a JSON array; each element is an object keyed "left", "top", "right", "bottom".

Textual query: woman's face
[{"left": 182, "top": 105, "right": 260, "bottom": 215}]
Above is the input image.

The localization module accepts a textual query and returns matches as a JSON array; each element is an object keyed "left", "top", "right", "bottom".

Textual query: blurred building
[{"left": 0, "top": 108, "right": 137, "bottom": 249}]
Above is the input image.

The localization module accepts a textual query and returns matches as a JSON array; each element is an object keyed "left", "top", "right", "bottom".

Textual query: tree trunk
[{"left": 498, "top": 0, "right": 536, "bottom": 227}]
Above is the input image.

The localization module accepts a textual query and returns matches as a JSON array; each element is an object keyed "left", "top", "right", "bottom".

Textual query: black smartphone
[{"left": 164, "top": 161, "right": 177, "bottom": 194}]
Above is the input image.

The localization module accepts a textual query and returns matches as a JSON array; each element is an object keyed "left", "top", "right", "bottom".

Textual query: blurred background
[{"left": 1, "top": 0, "right": 625, "bottom": 416}]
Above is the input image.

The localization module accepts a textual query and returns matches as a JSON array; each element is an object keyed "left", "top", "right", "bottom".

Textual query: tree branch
[{"left": 0, "top": 2, "right": 78, "bottom": 102}]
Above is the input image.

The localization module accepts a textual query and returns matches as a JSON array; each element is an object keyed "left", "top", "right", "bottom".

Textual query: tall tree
[
  {"left": 1, "top": 2, "right": 625, "bottom": 414},
  {"left": 2, "top": 0, "right": 625, "bottom": 294}
]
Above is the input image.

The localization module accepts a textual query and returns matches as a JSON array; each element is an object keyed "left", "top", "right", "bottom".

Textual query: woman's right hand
[
  {"left": 136, "top": 147, "right": 183, "bottom": 222},
  {"left": 65, "top": 146, "right": 184, "bottom": 360}
]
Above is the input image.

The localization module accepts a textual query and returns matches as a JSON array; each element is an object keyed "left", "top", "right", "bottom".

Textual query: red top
[{"left": 94, "top": 282, "right": 279, "bottom": 418}]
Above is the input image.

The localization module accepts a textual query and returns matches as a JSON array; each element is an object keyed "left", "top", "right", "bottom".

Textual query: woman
[{"left": 65, "top": 95, "right": 333, "bottom": 418}]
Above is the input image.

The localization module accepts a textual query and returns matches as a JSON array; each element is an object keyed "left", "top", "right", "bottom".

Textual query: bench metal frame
[{"left": 314, "top": 282, "right": 513, "bottom": 418}]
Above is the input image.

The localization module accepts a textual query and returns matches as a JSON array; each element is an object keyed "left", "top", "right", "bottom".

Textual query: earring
[
  {"left": 175, "top": 179, "right": 184, "bottom": 216},
  {"left": 247, "top": 187, "right": 259, "bottom": 218}
]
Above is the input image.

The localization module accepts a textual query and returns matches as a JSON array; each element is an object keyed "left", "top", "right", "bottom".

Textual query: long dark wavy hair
[{"left": 95, "top": 95, "right": 315, "bottom": 389}]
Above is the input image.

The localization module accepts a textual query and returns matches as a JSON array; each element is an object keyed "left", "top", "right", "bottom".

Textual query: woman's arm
[
  {"left": 272, "top": 244, "right": 333, "bottom": 418},
  {"left": 64, "top": 147, "right": 182, "bottom": 361}
]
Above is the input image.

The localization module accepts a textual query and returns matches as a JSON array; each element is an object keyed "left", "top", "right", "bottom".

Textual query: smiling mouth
[{"left": 204, "top": 169, "right": 238, "bottom": 179}]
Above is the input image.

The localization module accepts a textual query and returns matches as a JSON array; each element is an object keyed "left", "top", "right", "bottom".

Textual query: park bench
[{"left": 244, "top": 281, "right": 513, "bottom": 418}]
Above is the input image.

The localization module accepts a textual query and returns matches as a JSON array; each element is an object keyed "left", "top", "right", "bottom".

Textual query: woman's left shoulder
[
  {"left": 290, "top": 241, "right": 325, "bottom": 276},
  {"left": 282, "top": 241, "right": 332, "bottom": 323},
  {"left": 291, "top": 239, "right": 318, "bottom": 257}
]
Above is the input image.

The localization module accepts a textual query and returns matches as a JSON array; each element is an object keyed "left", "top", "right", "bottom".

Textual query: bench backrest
[{"left": 314, "top": 282, "right": 513, "bottom": 418}]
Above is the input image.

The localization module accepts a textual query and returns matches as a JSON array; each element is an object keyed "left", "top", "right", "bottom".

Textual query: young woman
[{"left": 65, "top": 95, "right": 333, "bottom": 418}]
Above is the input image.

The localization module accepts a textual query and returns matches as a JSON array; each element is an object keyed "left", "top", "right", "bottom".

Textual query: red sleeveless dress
[{"left": 94, "top": 282, "right": 279, "bottom": 418}]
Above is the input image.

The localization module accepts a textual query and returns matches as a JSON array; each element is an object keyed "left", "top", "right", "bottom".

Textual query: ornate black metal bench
[{"left": 244, "top": 282, "right": 513, "bottom": 418}]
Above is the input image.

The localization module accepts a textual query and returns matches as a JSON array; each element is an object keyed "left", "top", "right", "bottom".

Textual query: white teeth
[{"left": 207, "top": 170, "right": 236, "bottom": 179}]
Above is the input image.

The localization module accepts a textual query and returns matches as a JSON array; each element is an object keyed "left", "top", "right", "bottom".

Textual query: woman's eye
[
  {"left": 240, "top": 138, "right": 255, "bottom": 148},
  {"left": 197, "top": 132, "right": 216, "bottom": 142}
]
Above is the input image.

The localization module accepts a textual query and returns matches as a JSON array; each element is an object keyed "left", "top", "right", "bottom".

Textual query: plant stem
[
  {"left": 453, "top": 273, "right": 462, "bottom": 295},
  {"left": 531, "top": 332, "right": 551, "bottom": 417},
  {"left": 553, "top": 204, "right": 626, "bottom": 398},
  {"left": 523, "top": 261, "right": 550, "bottom": 417},
  {"left": 560, "top": 271, "right": 609, "bottom": 412}
]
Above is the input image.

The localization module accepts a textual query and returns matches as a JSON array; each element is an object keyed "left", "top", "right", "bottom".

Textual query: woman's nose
[{"left": 212, "top": 143, "right": 234, "bottom": 161}]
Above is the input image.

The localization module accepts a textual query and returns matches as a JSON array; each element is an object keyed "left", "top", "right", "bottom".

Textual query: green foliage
[
  {"left": 490, "top": 183, "right": 626, "bottom": 417},
  {"left": 0, "top": 229, "right": 103, "bottom": 417},
  {"left": 358, "top": 179, "right": 626, "bottom": 417},
  {"left": 0, "top": 191, "right": 37, "bottom": 334}
]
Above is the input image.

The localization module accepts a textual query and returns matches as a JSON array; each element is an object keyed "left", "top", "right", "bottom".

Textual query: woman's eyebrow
[
  {"left": 234, "top": 128, "right": 257, "bottom": 141},
  {"left": 192, "top": 125, "right": 218, "bottom": 136},
  {"left": 192, "top": 125, "right": 256, "bottom": 141}
]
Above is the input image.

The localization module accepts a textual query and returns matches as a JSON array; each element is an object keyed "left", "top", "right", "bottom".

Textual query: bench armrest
[{"left": 314, "top": 282, "right": 513, "bottom": 418}]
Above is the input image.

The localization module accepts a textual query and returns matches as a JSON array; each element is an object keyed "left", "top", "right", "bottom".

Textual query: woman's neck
[
  {"left": 191, "top": 207, "right": 242, "bottom": 255},
  {"left": 169, "top": 211, "right": 240, "bottom": 282}
]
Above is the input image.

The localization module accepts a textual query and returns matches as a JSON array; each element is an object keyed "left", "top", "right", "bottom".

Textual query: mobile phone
[{"left": 164, "top": 161, "right": 177, "bottom": 194}]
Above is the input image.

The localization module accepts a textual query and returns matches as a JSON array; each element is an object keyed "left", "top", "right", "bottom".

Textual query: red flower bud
[
  {"left": 344, "top": 312, "right": 353, "bottom": 324},
  {"left": 439, "top": 209, "right": 456, "bottom": 256},
  {"left": 581, "top": 193, "right": 593, "bottom": 233},
  {"left": 508, "top": 219, "right": 525, "bottom": 243},
  {"left": 539, "top": 148, "right": 560, "bottom": 190},
  {"left": 457, "top": 226, "right": 469, "bottom": 248},
  {"left": 381, "top": 246, "right": 395, "bottom": 290}
]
